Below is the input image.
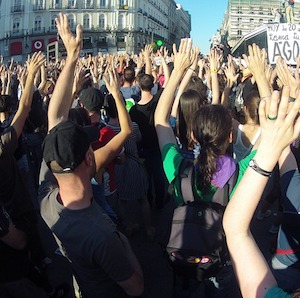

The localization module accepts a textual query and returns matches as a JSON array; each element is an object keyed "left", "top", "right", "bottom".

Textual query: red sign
[
  {"left": 48, "top": 37, "right": 58, "bottom": 44},
  {"left": 32, "top": 39, "right": 44, "bottom": 52},
  {"left": 10, "top": 41, "right": 22, "bottom": 55}
]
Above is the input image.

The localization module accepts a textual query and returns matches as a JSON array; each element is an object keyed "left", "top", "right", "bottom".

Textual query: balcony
[
  {"left": 49, "top": 3, "right": 63, "bottom": 10},
  {"left": 83, "top": 3, "right": 94, "bottom": 9},
  {"left": 32, "top": 27, "right": 46, "bottom": 35},
  {"left": 11, "top": 5, "right": 24, "bottom": 13},
  {"left": 118, "top": 4, "right": 129, "bottom": 10},
  {"left": 11, "top": 29, "right": 25, "bottom": 37},
  {"left": 97, "top": 4, "right": 110, "bottom": 9},
  {"left": 64, "top": 4, "right": 79, "bottom": 9},
  {"left": 33, "top": 4, "right": 46, "bottom": 11}
]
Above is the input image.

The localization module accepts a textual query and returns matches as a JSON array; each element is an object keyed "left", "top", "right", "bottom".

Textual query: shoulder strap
[
  {"left": 251, "top": 128, "right": 261, "bottom": 145},
  {"left": 212, "top": 166, "right": 239, "bottom": 206},
  {"left": 179, "top": 159, "right": 239, "bottom": 206},
  {"left": 179, "top": 159, "right": 195, "bottom": 204}
]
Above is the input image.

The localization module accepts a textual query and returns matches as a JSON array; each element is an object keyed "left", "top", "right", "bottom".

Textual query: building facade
[
  {"left": 0, "top": 0, "right": 191, "bottom": 62},
  {"left": 221, "top": 0, "right": 300, "bottom": 48}
]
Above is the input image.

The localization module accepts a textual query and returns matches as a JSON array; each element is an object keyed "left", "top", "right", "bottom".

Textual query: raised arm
[
  {"left": 11, "top": 52, "right": 45, "bottom": 139},
  {"left": 142, "top": 44, "right": 153, "bottom": 75},
  {"left": 158, "top": 47, "right": 170, "bottom": 87},
  {"left": 223, "top": 86, "right": 300, "bottom": 298},
  {"left": 47, "top": 13, "right": 82, "bottom": 131},
  {"left": 37, "top": 63, "right": 47, "bottom": 93},
  {"left": 94, "top": 69, "right": 132, "bottom": 171},
  {"left": 154, "top": 39, "right": 192, "bottom": 151},
  {"left": 243, "top": 44, "right": 271, "bottom": 99},
  {"left": 221, "top": 55, "right": 239, "bottom": 106},
  {"left": 208, "top": 48, "right": 223, "bottom": 105},
  {"left": 170, "top": 47, "right": 199, "bottom": 118}
]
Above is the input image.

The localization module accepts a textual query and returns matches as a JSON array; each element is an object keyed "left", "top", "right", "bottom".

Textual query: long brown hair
[
  {"left": 176, "top": 89, "right": 204, "bottom": 150},
  {"left": 192, "top": 104, "right": 232, "bottom": 191}
]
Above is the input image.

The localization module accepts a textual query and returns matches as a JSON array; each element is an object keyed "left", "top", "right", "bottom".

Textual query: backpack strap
[
  {"left": 179, "top": 159, "right": 194, "bottom": 204},
  {"left": 212, "top": 166, "right": 239, "bottom": 206},
  {"left": 179, "top": 158, "right": 239, "bottom": 207}
]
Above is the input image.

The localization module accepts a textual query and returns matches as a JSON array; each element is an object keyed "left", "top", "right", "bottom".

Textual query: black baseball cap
[
  {"left": 79, "top": 87, "right": 104, "bottom": 112},
  {"left": 43, "top": 120, "right": 99, "bottom": 173}
]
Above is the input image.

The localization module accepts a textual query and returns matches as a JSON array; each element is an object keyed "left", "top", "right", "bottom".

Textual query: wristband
[
  {"left": 261, "top": 95, "right": 271, "bottom": 100},
  {"left": 210, "top": 69, "right": 218, "bottom": 73},
  {"left": 249, "top": 159, "right": 272, "bottom": 177},
  {"left": 189, "top": 67, "right": 195, "bottom": 72}
]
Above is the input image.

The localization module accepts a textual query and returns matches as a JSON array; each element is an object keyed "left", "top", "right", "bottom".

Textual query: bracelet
[
  {"left": 189, "top": 67, "right": 195, "bottom": 72},
  {"left": 261, "top": 95, "right": 271, "bottom": 100},
  {"left": 249, "top": 159, "right": 272, "bottom": 177},
  {"left": 288, "top": 96, "right": 296, "bottom": 103},
  {"left": 210, "top": 69, "right": 218, "bottom": 73}
]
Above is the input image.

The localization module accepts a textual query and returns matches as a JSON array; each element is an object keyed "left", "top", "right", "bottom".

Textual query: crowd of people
[{"left": 0, "top": 12, "right": 300, "bottom": 298}]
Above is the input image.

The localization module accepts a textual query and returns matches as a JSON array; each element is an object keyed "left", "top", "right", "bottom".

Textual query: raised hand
[
  {"left": 190, "top": 47, "right": 200, "bottom": 71},
  {"left": 173, "top": 38, "right": 193, "bottom": 71},
  {"left": 103, "top": 68, "right": 120, "bottom": 95},
  {"left": 72, "top": 66, "right": 90, "bottom": 97},
  {"left": 55, "top": 12, "right": 82, "bottom": 60},
  {"left": 208, "top": 48, "right": 223, "bottom": 72},
  {"left": 26, "top": 51, "right": 46, "bottom": 76},
  {"left": 258, "top": 86, "right": 300, "bottom": 161},
  {"left": 142, "top": 44, "right": 153, "bottom": 58},
  {"left": 276, "top": 57, "right": 300, "bottom": 99},
  {"left": 224, "top": 55, "right": 239, "bottom": 87},
  {"left": 243, "top": 44, "right": 267, "bottom": 79},
  {"left": 243, "top": 44, "right": 271, "bottom": 98}
]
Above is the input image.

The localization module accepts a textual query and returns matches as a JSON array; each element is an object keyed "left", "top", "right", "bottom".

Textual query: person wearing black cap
[{"left": 39, "top": 13, "right": 143, "bottom": 298}]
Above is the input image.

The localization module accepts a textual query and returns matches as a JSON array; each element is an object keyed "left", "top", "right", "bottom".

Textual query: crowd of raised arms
[{"left": 0, "top": 12, "right": 300, "bottom": 298}]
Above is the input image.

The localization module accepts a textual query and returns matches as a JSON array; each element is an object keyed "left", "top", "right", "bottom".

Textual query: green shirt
[
  {"left": 265, "top": 286, "right": 292, "bottom": 298},
  {"left": 161, "top": 143, "right": 256, "bottom": 206}
]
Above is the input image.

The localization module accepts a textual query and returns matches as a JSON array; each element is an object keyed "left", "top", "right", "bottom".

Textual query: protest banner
[{"left": 267, "top": 23, "right": 300, "bottom": 65}]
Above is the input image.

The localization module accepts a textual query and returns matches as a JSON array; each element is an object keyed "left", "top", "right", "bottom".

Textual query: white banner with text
[{"left": 267, "top": 23, "right": 300, "bottom": 65}]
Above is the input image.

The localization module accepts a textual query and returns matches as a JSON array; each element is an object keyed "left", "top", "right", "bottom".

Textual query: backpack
[{"left": 166, "top": 158, "right": 238, "bottom": 281}]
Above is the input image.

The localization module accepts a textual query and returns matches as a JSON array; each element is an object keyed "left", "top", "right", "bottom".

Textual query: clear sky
[{"left": 178, "top": 0, "right": 229, "bottom": 55}]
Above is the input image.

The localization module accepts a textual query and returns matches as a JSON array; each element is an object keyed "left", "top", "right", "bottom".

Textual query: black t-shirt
[
  {"left": 129, "top": 88, "right": 163, "bottom": 154},
  {"left": 0, "top": 127, "right": 37, "bottom": 281},
  {"left": 24, "top": 90, "right": 47, "bottom": 134}
]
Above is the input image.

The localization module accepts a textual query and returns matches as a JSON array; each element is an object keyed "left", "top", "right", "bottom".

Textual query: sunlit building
[
  {"left": 221, "top": 0, "right": 300, "bottom": 48},
  {"left": 0, "top": 0, "right": 191, "bottom": 62}
]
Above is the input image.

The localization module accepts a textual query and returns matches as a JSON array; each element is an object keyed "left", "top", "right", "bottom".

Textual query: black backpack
[{"left": 166, "top": 158, "right": 238, "bottom": 281}]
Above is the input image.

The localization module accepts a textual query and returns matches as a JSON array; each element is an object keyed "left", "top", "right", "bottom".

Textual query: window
[
  {"left": 119, "top": 0, "right": 125, "bottom": 6},
  {"left": 68, "top": 0, "right": 76, "bottom": 7},
  {"left": 85, "top": 0, "right": 92, "bottom": 7},
  {"left": 53, "top": 0, "right": 60, "bottom": 7},
  {"left": 51, "top": 14, "right": 57, "bottom": 29},
  {"left": 68, "top": 14, "right": 74, "bottom": 29},
  {"left": 99, "top": 14, "right": 105, "bottom": 29},
  {"left": 99, "top": 0, "right": 106, "bottom": 7},
  {"left": 13, "top": 17, "right": 20, "bottom": 32},
  {"left": 118, "top": 14, "right": 125, "bottom": 29},
  {"left": 83, "top": 14, "right": 90, "bottom": 29},
  {"left": 34, "top": 0, "right": 43, "bottom": 6},
  {"left": 34, "top": 16, "right": 42, "bottom": 31},
  {"left": 237, "top": 29, "right": 242, "bottom": 36}
]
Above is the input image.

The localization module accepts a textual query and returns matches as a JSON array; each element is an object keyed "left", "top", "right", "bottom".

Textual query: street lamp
[{"left": 148, "top": 24, "right": 159, "bottom": 44}]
